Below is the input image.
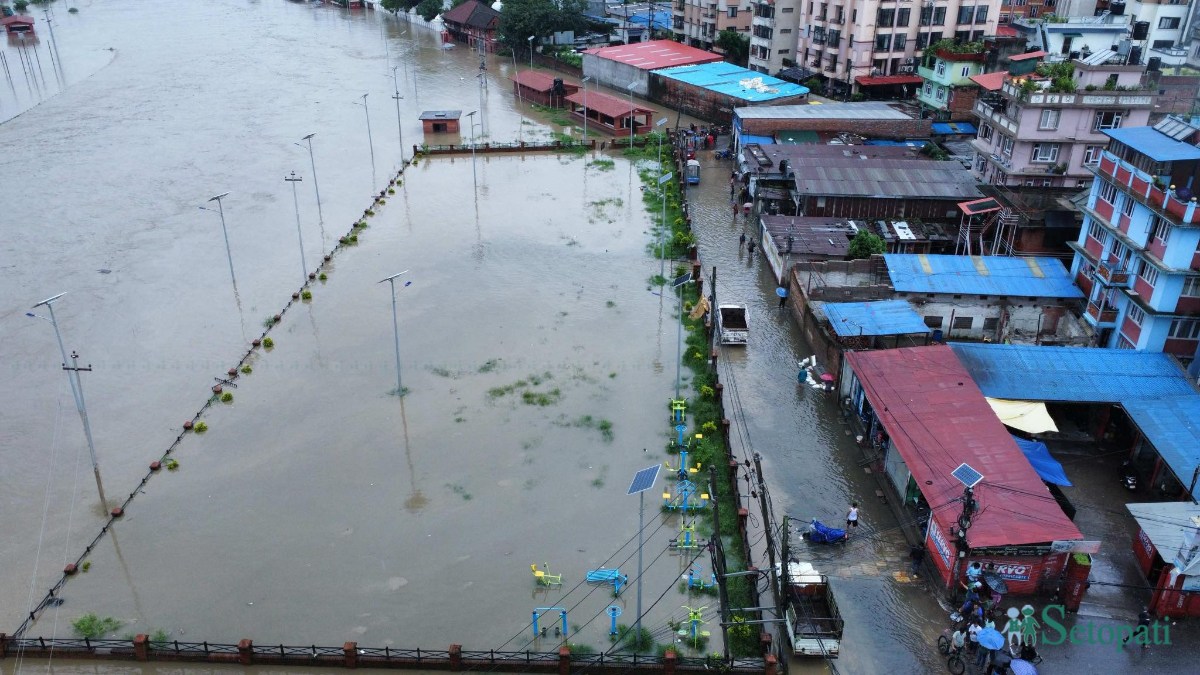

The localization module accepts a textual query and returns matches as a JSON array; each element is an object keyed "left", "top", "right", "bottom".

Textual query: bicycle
[{"left": 936, "top": 630, "right": 967, "bottom": 675}]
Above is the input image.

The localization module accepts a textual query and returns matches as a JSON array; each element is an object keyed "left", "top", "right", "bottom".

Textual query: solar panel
[
  {"left": 627, "top": 465, "right": 662, "bottom": 495},
  {"left": 952, "top": 463, "right": 984, "bottom": 489},
  {"left": 672, "top": 273, "right": 693, "bottom": 288}
]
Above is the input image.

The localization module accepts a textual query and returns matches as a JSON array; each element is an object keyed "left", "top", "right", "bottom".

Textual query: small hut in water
[{"left": 563, "top": 90, "right": 653, "bottom": 136}]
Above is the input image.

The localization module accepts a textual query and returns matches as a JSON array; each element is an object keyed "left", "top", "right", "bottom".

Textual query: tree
[
  {"left": 715, "top": 28, "right": 749, "bottom": 66},
  {"left": 381, "top": 0, "right": 423, "bottom": 14},
  {"left": 13, "top": 0, "right": 30, "bottom": 12},
  {"left": 415, "top": 0, "right": 442, "bottom": 22},
  {"left": 498, "top": 0, "right": 588, "bottom": 49},
  {"left": 847, "top": 231, "right": 886, "bottom": 260}
]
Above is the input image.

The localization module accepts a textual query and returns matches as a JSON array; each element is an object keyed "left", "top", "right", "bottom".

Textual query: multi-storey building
[
  {"left": 672, "top": 0, "right": 751, "bottom": 51},
  {"left": 916, "top": 42, "right": 988, "bottom": 119},
  {"left": 747, "top": 0, "right": 804, "bottom": 75},
  {"left": 971, "top": 56, "right": 1153, "bottom": 188},
  {"left": 795, "top": 0, "right": 1000, "bottom": 97},
  {"left": 1069, "top": 117, "right": 1200, "bottom": 357}
]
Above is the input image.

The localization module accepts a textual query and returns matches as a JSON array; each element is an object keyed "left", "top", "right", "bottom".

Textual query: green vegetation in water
[
  {"left": 194, "top": 421, "right": 208, "bottom": 433},
  {"left": 597, "top": 419, "right": 614, "bottom": 442},
  {"left": 301, "top": 290, "right": 312, "bottom": 300},
  {"left": 429, "top": 366, "right": 455, "bottom": 378},
  {"left": 262, "top": 337, "right": 274, "bottom": 349},
  {"left": 588, "top": 158, "right": 616, "bottom": 171},
  {"left": 605, "top": 300, "right": 616, "bottom": 308},
  {"left": 648, "top": 274, "right": 668, "bottom": 287},
  {"left": 567, "top": 643, "right": 596, "bottom": 654},
  {"left": 240, "top": 364, "right": 252, "bottom": 375},
  {"left": 220, "top": 392, "right": 233, "bottom": 403},
  {"left": 609, "top": 372, "right": 617, "bottom": 379},
  {"left": 591, "top": 477, "right": 605, "bottom": 488},
  {"left": 81, "top": 561, "right": 91, "bottom": 572},
  {"left": 521, "top": 388, "right": 562, "bottom": 406},
  {"left": 71, "top": 613, "right": 123, "bottom": 639},
  {"left": 454, "top": 416, "right": 466, "bottom": 423},
  {"left": 166, "top": 459, "right": 180, "bottom": 471},
  {"left": 478, "top": 358, "right": 501, "bottom": 373},
  {"left": 609, "top": 623, "right": 656, "bottom": 653},
  {"left": 262, "top": 316, "right": 276, "bottom": 328},
  {"left": 445, "top": 483, "right": 472, "bottom": 501},
  {"left": 531, "top": 103, "right": 572, "bottom": 127},
  {"left": 318, "top": 272, "right": 328, "bottom": 281}
]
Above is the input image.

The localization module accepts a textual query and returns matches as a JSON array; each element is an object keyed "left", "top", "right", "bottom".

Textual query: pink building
[{"left": 971, "top": 57, "right": 1154, "bottom": 189}]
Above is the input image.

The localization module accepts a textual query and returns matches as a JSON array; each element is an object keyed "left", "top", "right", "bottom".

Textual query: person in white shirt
[{"left": 846, "top": 502, "right": 860, "bottom": 532}]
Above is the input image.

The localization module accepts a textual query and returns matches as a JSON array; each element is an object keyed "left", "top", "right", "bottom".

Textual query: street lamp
[
  {"left": 626, "top": 81, "right": 638, "bottom": 149},
  {"left": 391, "top": 67, "right": 405, "bottom": 163},
  {"left": 527, "top": 35, "right": 535, "bottom": 70},
  {"left": 582, "top": 76, "right": 591, "bottom": 142},
  {"left": 379, "top": 270, "right": 413, "bottom": 396},
  {"left": 354, "top": 93, "right": 376, "bottom": 182},
  {"left": 295, "top": 134, "right": 324, "bottom": 223},
  {"left": 284, "top": 171, "right": 308, "bottom": 283},
  {"left": 655, "top": 117, "right": 669, "bottom": 278},
  {"left": 27, "top": 293, "right": 107, "bottom": 507},
  {"left": 466, "top": 110, "right": 478, "bottom": 191},
  {"left": 198, "top": 192, "right": 236, "bottom": 284}
]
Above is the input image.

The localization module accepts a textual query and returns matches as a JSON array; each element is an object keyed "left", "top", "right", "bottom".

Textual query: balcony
[
  {"left": 1000, "top": 82, "right": 1154, "bottom": 108},
  {"left": 1085, "top": 301, "right": 1119, "bottom": 326},
  {"left": 973, "top": 100, "right": 1018, "bottom": 135},
  {"left": 1095, "top": 150, "right": 1200, "bottom": 226},
  {"left": 1096, "top": 260, "right": 1131, "bottom": 287}
]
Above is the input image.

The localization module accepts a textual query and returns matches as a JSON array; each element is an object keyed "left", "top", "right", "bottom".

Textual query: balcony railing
[
  {"left": 1096, "top": 260, "right": 1131, "bottom": 287},
  {"left": 1096, "top": 150, "right": 1200, "bottom": 226},
  {"left": 973, "top": 100, "right": 1018, "bottom": 135},
  {"left": 1085, "top": 302, "right": 1119, "bottom": 325},
  {"left": 1000, "top": 82, "right": 1154, "bottom": 107}
]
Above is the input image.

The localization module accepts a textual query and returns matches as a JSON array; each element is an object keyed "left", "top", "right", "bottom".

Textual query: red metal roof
[
  {"left": 969, "top": 71, "right": 1008, "bottom": 91},
  {"left": 995, "top": 26, "right": 1020, "bottom": 38},
  {"left": 1, "top": 16, "right": 35, "bottom": 26},
  {"left": 510, "top": 70, "right": 573, "bottom": 92},
  {"left": 583, "top": 40, "right": 722, "bottom": 70},
  {"left": 563, "top": 89, "right": 653, "bottom": 118},
  {"left": 846, "top": 345, "right": 1081, "bottom": 548},
  {"left": 440, "top": 0, "right": 499, "bottom": 30},
  {"left": 1009, "top": 50, "right": 1047, "bottom": 62},
  {"left": 854, "top": 75, "right": 923, "bottom": 86}
]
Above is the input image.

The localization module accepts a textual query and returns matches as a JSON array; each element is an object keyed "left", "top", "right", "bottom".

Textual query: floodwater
[{"left": 0, "top": 1, "right": 944, "bottom": 672}]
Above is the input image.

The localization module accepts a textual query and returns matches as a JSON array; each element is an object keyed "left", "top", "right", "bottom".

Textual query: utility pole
[
  {"left": 285, "top": 171, "right": 307, "bottom": 283},
  {"left": 709, "top": 464, "right": 732, "bottom": 661},
  {"left": 754, "top": 453, "right": 784, "bottom": 626}
]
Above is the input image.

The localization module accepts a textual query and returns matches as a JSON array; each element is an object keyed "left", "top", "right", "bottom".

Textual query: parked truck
[
  {"left": 716, "top": 304, "right": 748, "bottom": 345},
  {"left": 779, "top": 561, "right": 843, "bottom": 658}
]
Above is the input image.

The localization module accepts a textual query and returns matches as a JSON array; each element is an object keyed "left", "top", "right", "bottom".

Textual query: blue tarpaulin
[{"left": 1010, "top": 435, "right": 1072, "bottom": 486}]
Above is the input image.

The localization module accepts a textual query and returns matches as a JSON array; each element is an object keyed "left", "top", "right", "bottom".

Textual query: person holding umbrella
[{"left": 976, "top": 624, "right": 1007, "bottom": 670}]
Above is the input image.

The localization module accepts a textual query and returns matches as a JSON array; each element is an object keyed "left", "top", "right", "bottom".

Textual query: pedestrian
[
  {"left": 989, "top": 647, "right": 1012, "bottom": 675},
  {"left": 967, "top": 618, "right": 982, "bottom": 655},
  {"left": 747, "top": 240, "right": 756, "bottom": 256},
  {"left": 909, "top": 544, "right": 925, "bottom": 578},
  {"left": 975, "top": 632, "right": 991, "bottom": 669},
  {"left": 742, "top": 202, "right": 752, "bottom": 217},
  {"left": 778, "top": 288, "right": 788, "bottom": 309},
  {"left": 846, "top": 502, "right": 859, "bottom": 531},
  {"left": 1123, "top": 607, "right": 1152, "bottom": 648},
  {"left": 739, "top": 232, "right": 746, "bottom": 250},
  {"left": 950, "top": 626, "right": 966, "bottom": 657},
  {"left": 966, "top": 561, "right": 983, "bottom": 583},
  {"left": 732, "top": 201, "right": 738, "bottom": 219}
]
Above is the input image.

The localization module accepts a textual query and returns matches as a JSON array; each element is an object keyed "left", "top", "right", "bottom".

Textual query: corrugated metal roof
[
  {"left": 1126, "top": 502, "right": 1200, "bottom": 575},
  {"left": 846, "top": 345, "right": 1081, "bottom": 548},
  {"left": 655, "top": 62, "right": 809, "bottom": 102},
  {"left": 1103, "top": 127, "right": 1200, "bottom": 162},
  {"left": 583, "top": 40, "right": 722, "bottom": 70},
  {"left": 1153, "top": 116, "right": 1199, "bottom": 141},
  {"left": 969, "top": 71, "right": 1007, "bottom": 91},
  {"left": 1124, "top": 397, "right": 1200, "bottom": 495},
  {"left": 794, "top": 160, "right": 982, "bottom": 200},
  {"left": 884, "top": 254, "right": 1083, "bottom": 298},
  {"left": 949, "top": 343, "right": 1196, "bottom": 402},
  {"left": 824, "top": 300, "right": 931, "bottom": 337},
  {"left": 734, "top": 102, "right": 913, "bottom": 121},
  {"left": 562, "top": 90, "right": 652, "bottom": 118}
]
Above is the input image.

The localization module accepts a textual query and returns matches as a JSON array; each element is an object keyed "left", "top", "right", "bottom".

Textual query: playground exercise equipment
[
  {"left": 531, "top": 563, "right": 562, "bottom": 587},
  {"left": 531, "top": 607, "right": 568, "bottom": 638},
  {"left": 683, "top": 565, "right": 718, "bottom": 591},
  {"left": 678, "top": 605, "right": 711, "bottom": 648},
  {"left": 662, "top": 478, "right": 709, "bottom": 512},
  {"left": 586, "top": 568, "right": 629, "bottom": 594},
  {"left": 672, "top": 423, "right": 688, "bottom": 449},
  {"left": 670, "top": 521, "right": 704, "bottom": 550},
  {"left": 607, "top": 605, "right": 623, "bottom": 636},
  {"left": 670, "top": 399, "right": 687, "bottom": 424}
]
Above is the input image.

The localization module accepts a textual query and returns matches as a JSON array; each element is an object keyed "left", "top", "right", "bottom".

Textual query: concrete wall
[
  {"left": 901, "top": 296, "right": 1091, "bottom": 345},
  {"left": 739, "top": 114, "right": 931, "bottom": 139},
  {"left": 582, "top": 54, "right": 651, "bottom": 97}
]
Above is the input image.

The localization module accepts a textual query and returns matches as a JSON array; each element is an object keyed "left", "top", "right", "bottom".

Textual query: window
[
  {"left": 1112, "top": 241, "right": 1130, "bottom": 264},
  {"left": 983, "top": 317, "right": 999, "bottom": 331},
  {"left": 999, "top": 135, "right": 1014, "bottom": 157},
  {"left": 999, "top": 13, "right": 1010, "bottom": 24},
  {"left": 1159, "top": 17, "right": 1181, "bottom": 29},
  {"left": 897, "top": 8, "right": 910, "bottom": 26},
  {"left": 781, "top": 28, "right": 792, "bottom": 34},
  {"left": 782, "top": 7, "right": 793, "bottom": 12},
  {"left": 1152, "top": 215, "right": 1172, "bottom": 243},
  {"left": 924, "top": 315, "right": 943, "bottom": 328},
  {"left": 1121, "top": 195, "right": 1135, "bottom": 218},
  {"left": 924, "top": 82, "right": 933, "bottom": 96},
  {"left": 979, "top": 124, "right": 993, "bottom": 141},
  {"left": 916, "top": 32, "right": 930, "bottom": 49},
  {"left": 936, "top": 60, "right": 947, "bottom": 75},
  {"left": 920, "top": 6, "right": 932, "bottom": 26},
  {"left": 1169, "top": 319, "right": 1200, "bottom": 340},
  {"left": 975, "top": 5, "right": 988, "bottom": 22},
  {"left": 1138, "top": 259, "right": 1160, "bottom": 286},
  {"left": 1031, "top": 143, "right": 1059, "bottom": 163},
  {"left": 952, "top": 316, "right": 974, "bottom": 330},
  {"left": 1039, "top": 109, "right": 1061, "bottom": 130},
  {"left": 1088, "top": 221, "right": 1109, "bottom": 245},
  {"left": 975, "top": 154, "right": 987, "bottom": 172},
  {"left": 875, "top": 34, "right": 892, "bottom": 51},
  {"left": 1098, "top": 180, "right": 1118, "bottom": 204},
  {"left": 1128, "top": 305, "right": 1145, "bottom": 324},
  {"left": 894, "top": 34, "right": 906, "bottom": 50},
  {"left": 957, "top": 5, "right": 974, "bottom": 23},
  {"left": 1182, "top": 277, "right": 1200, "bottom": 297},
  {"left": 1083, "top": 145, "right": 1104, "bottom": 165},
  {"left": 955, "top": 30, "right": 970, "bottom": 43},
  {"left": 728, "top": 7, "right": 738, "bottom": 18},
  {"left": 878, "top": 8, "right": 895, "bottom": 26},
  {"left": 933, "top": 7, "right": 946, "bottom": 25},
  {"left": 1094, "top": 111, "right": 1124, "bottom": 131},
  {"left": 961, "top": 65, "right": 971, "bottom": 77},
  {"left": 936, "top": 86, "right": 946, "bottom": 101}
]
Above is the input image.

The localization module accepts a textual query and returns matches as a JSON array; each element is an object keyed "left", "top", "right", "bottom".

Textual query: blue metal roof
[
  {"left": 628, "top": 11, "right": 671, "bottom": 31},
  {"left": 655, "top": 62, "right": 809, "bottom": 102},
  {"left": 740, "top": 133, "right": 774, "bottom": 145},
  {"left": 949, "top": 343, "right": 1200, "bottom": 489},
  {"left": 950, "top": 343, "right": 1197, "bottom": 403},
  {"left": 824, "top": 300, "right": 931, "bottom": 337},
  {"left": 1103, "top": 127, "right": 1200, "bottom": 162},
  {"left": 884, "top": 254, "right": 1084, "bottom": 299},
  {"left": 931, "top": 122, "right": 977, "bottom": 135}
]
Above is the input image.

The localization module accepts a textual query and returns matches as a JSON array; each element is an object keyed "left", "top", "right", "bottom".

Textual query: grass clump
[
  {"left": 478, "top": 358, "right": 501, "bottom": 373},
  {"left": 588, "top": 158, "right": 616, "bottom": 171},
  {"left": 220, "top": 392, "right": 233, "bottom": 403},
  {"left": 262, "top": 337, "right": 274, "bottom": 349},
  {"left": 72, "top": 613, "right": 122, "bottom": 639},
  {"left": 240, "top": 364, "right": 252, "bottom": 374},
  {"left": 301, "top": 290, "right": 312, "bottom": 300},
  {"left": 521, "top": 388, "right": 562, "bottom": 406},
  {"left": 597, "top": 419, "right": 614, "bottom": 442},
  {"left": 194, "top": 421, "right": 208, "bottom": 433},
  {"left": 610, "top": 623, "right": 656, "bottom": 653}
]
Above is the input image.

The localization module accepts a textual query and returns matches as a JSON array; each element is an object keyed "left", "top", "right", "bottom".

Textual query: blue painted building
[{"left": 649, "top": 62, "right": 808, "bottom": 121}]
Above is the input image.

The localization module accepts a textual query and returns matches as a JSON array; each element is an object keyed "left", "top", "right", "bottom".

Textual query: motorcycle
[
  {"left": 1119, "top": 460, "right": 1139, "bottom": 491},
  {"left": 804, "top": 519, "right": 849, "bottom": 544}
]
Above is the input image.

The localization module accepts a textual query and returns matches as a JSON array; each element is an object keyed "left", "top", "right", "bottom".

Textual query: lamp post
[
  {"left": 355, "top": 93, "right": 376, "bottom": 181},
  {"left": 528, "top": 35, "right": 535, "bottom": 70},
  {"left": 295, "top": 134, "right": 324, "bottom": 223},
  {"left": 582, "top": 76, "right": 591, "bottom": 142},
  {"left": 285, "top": 171, "right": 308, "bottom": 283},
  {"left": 466, "top": 110, "right": 478, "bottom": 191},
  {"left": 627, "top": 81, "right": 638, "bottom": 149},
  {"left": 379, "top": 270, "right": 412, "bottom": 396},
  {"left": 199, "top": 192, "right": 236, "bottom": 284},
  {"left": 391, "top": 67, "right": 405, "bottom": 163},
  {"left": 27, "top": 293, "right": 107, "bottom": 507},
  {"left": 655, "top": 117, "right": 669, "bottom": 277}
]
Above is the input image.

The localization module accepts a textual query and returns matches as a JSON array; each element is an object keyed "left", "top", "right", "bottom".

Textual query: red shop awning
[{"left": 855, "top": 75, "right": 923, "bottom": 86}]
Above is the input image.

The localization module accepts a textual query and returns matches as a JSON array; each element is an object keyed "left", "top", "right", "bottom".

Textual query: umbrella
[
  {"left": 981, "top": 570, "right": 1009, "bottom": 594},
  {"left": 1009, "top": 659, "right": 1038, "bottom": 675},
  {"left": 977, "top": 627, "right": 1006, "bottom": 650}
]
